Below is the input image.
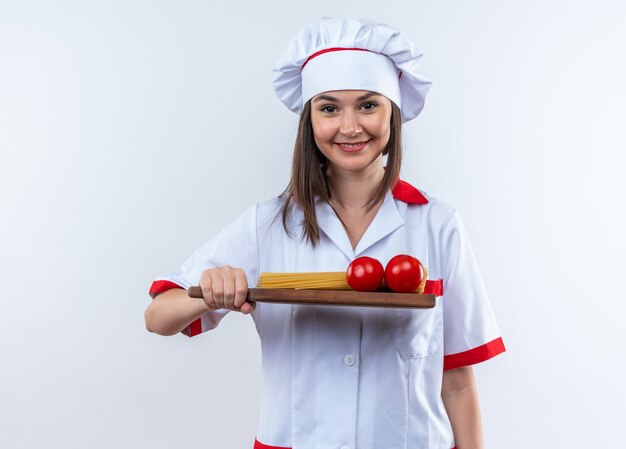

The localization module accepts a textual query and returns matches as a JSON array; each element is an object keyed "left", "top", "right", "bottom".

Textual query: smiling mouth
[{"left": 335, "top": 140, "right": 371, "bottom": 152}]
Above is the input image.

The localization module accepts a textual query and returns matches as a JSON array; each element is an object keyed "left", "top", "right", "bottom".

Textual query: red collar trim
[{"left": 392, "top": 180, "right": 429, "bottom": 204}]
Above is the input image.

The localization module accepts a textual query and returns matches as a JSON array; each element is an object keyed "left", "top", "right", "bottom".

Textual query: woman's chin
[{"left": 327, "top": 158, "right": 384, "bottom": 176}]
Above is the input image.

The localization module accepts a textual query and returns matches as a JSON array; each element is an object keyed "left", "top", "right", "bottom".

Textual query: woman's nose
[{"left": 339, "top": 111, "right": 362, "bottom": 137}]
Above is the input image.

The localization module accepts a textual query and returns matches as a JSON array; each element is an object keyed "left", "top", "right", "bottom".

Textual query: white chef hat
[{"left": 273, "top": 17, "right": 432, "bottom": 123}]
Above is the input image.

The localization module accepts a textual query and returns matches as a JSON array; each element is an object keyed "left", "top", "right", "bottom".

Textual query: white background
[{"left": 1, "top": 1, "right": 625, "bottom": 448}]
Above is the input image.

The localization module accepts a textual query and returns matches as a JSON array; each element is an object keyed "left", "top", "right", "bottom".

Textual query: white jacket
[{"left": 150, "top": 180, "right": 505, "bottom": 449}]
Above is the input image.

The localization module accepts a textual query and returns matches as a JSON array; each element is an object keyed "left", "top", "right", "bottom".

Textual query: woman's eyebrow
[
  {"left": 356, "top": 91, "right": 381, "bottom": 101},
  {"left": 313, "top": 92, "right": 381, "bottom": 103},
  {"left": 313, "top": 94, "right": 339, "bottom": 103}
]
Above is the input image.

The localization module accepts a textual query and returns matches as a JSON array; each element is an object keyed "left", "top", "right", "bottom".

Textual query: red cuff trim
[
  {"left": 188, "top": 318, "right": 203, "bottom": 337},
  {"left": 149, "top": 280, "right": 202, "bottom": 338},
  {"left": 391, "top": 179, "right": 429, "bottom": 205},
  {"left": 444, "top": 337, "right": 506, "bottom": 371},
  {"left": 254, "top": 438, "right": 291, "bottom": 449},
  {"left": 149, "top": 280, "right": 184, "bottom": 299},
  {"left": 423, "top": 279, "right": 443, "bottom": 296}
]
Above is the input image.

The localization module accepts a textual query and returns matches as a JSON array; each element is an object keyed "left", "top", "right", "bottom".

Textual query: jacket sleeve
[
  {"left": 440, "top": 210, "right": 505, "bottom": 370},
  {"left": 148, "top": 204, "right": 259, "bottom": 337}
]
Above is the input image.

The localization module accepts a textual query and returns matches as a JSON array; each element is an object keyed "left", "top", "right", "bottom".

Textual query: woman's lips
[{"left": 335, "top": 140, "right": 371, "bottom": 152}]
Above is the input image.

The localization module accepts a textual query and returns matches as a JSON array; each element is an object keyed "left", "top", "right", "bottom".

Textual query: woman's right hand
[{"left": 199, "top": 265, "right": 254, "bottom": 314}]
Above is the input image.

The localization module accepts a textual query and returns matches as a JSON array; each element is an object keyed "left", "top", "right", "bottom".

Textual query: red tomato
[
  {"left": 346, "top": 256, "right": 385, "bottom": 292},
  {"left": 384, "top": 255, "right": 424, "bottom": 293}
]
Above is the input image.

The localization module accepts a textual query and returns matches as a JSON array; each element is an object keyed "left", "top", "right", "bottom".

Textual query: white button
[{"left": 344, "top": 354, "right": 356, "bottom": 366}]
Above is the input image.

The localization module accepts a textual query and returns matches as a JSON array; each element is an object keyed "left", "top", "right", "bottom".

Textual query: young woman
[{"left": 145, "top": 17, "right": 505, "bottom": 449}]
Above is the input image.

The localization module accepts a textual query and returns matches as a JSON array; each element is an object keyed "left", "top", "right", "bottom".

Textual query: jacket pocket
[{"left": 393, "top": 304, "right": 442, "bottom": 358}]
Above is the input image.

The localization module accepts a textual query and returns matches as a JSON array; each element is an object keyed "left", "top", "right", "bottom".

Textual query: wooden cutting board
[{"left": 187, "top": 287, "right": 435, "bottom": 309}]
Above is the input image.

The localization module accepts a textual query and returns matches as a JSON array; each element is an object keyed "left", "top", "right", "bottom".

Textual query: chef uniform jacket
[{"left": 149, "top": 180, "right": 505, "bottom": 449}]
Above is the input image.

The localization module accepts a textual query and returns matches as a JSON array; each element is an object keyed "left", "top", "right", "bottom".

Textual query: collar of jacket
[{"left": 391, "top": 179, "right": 429, "bottom": 204}]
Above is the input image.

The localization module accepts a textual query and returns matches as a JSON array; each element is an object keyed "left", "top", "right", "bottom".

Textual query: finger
[
  {"left": 233, "top": 270, "right": 249, "bottom": 310},
  {"left": 240, "top": 301, "right": 255, "bottom": 315},
  {"left": 222, "top": 268, "right": 237, "bottom": 309},
  {"left": 210, "top": 271, "right": 225, "bottom": 309},
  {"left": 200, "top": 274, "right": 215, "bottom": 309}
]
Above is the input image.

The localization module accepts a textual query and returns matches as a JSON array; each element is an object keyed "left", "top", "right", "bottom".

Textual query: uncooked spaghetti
[
  {"left": 257, "top": 272, "right": 351, "bottom": 290},
  {"left": 258, "top": 268, "right": 429, "bottom": 293}
]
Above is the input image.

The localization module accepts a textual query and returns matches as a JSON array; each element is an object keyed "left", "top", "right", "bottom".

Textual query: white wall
[{"left": 1, "top": 1, "right": 624, "bottom": 447}]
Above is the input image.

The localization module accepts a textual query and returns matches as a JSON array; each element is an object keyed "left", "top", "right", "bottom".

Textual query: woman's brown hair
[{"left": 279, "top": 99, "right": 403, "bottom": 246}]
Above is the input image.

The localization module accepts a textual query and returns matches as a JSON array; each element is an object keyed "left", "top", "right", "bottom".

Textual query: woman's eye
[
  {"left": 320, "top": 105, "right": 338, "bottom": 113},
  {"left": 361, "top": 102, "right": 378, "bottom": 111}
]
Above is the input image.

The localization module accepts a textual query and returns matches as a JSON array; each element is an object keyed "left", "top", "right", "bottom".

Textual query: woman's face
[{"left": 310, "top": 90, "right": 392, "bottom": 176}]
